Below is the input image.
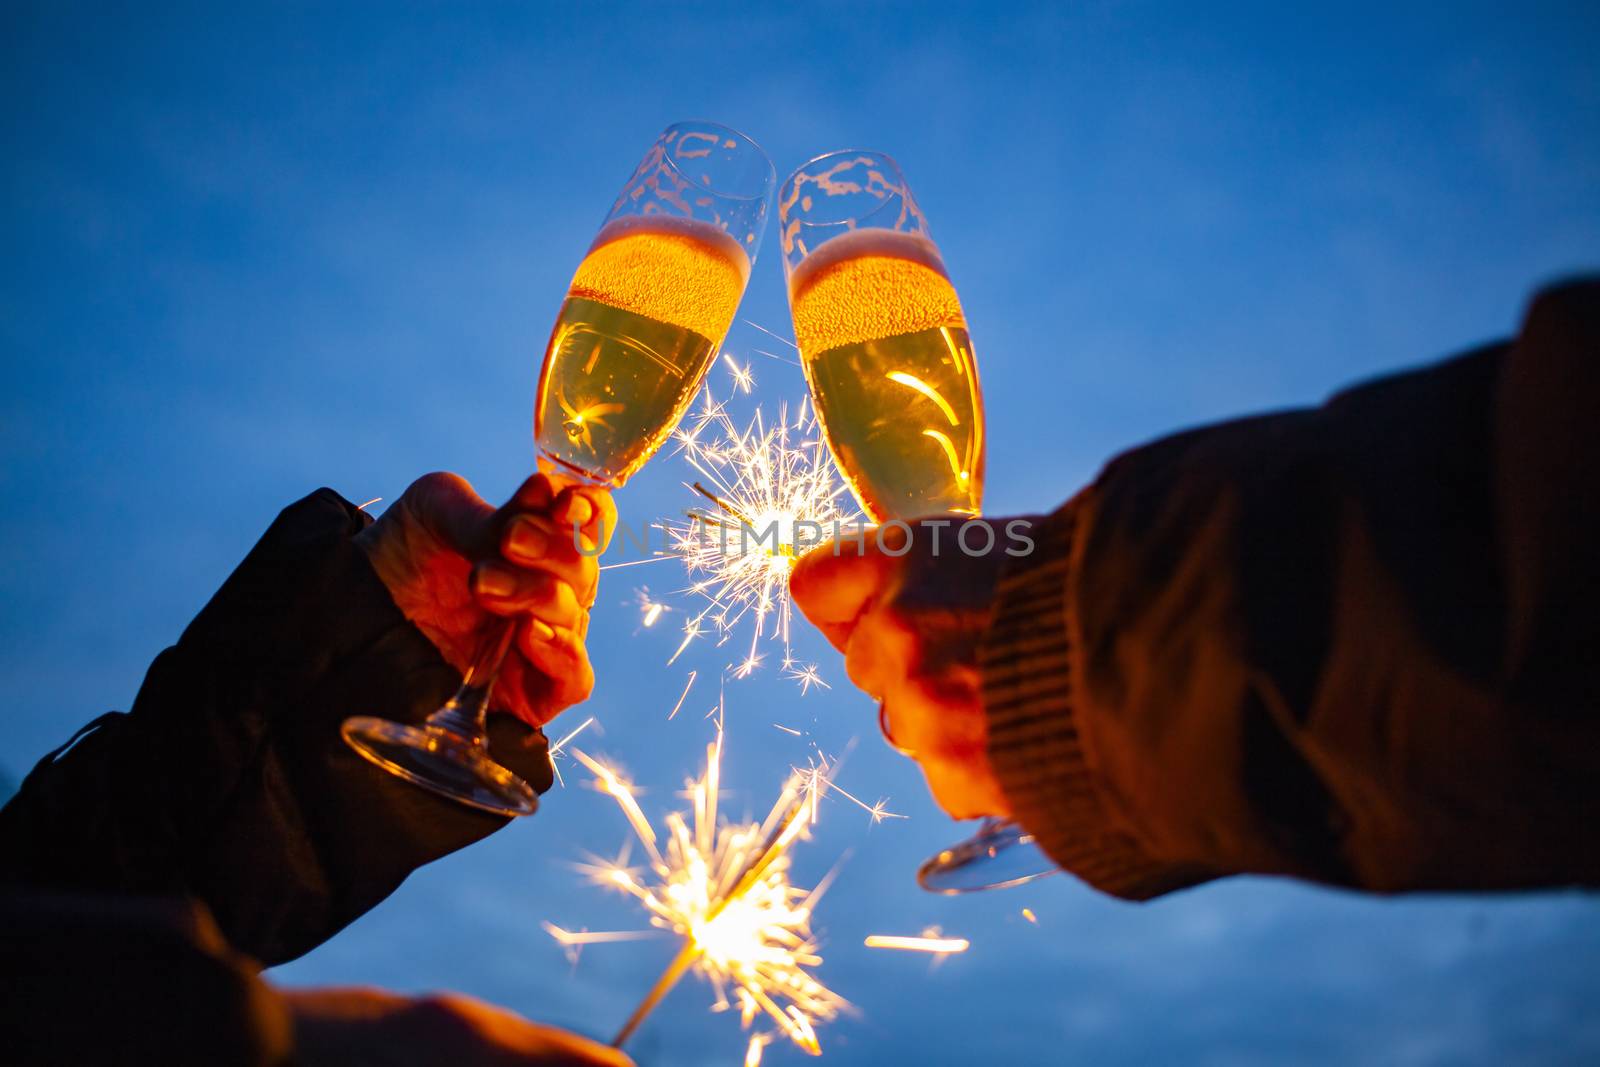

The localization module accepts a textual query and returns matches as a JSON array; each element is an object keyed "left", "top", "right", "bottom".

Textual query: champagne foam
[
  {"left": 569, "top": 216, "right": 751, "bottom": 341},
  {"left": 788, "top": 229, "right": 965, "bottom": 355}
]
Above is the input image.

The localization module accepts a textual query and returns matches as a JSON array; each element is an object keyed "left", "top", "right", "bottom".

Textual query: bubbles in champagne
[
  {"left": 570, "top": 215, "right": 750, "bottom": 342},
  {"left": 788, "top": 230, "right": 984, "bottom": 521},
  {"left": 536, "top": 217, "right": 750, "bottom": 485},
  {"left": 787, "top": 229, "right": 964, "bottom": 355}
]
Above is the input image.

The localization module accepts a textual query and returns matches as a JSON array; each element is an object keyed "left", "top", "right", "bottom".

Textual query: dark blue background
[{"left": 4, "top": 3, "right": 1598, "bottom": 1063}]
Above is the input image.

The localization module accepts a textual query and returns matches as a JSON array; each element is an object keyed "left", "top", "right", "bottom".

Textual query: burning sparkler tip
[{"left": 574, "top": 728, "right": 844, "bottom": 1054}]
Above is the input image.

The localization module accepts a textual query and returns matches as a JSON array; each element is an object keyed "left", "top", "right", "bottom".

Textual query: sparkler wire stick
[{"left": 612, "top": 940, "right": 701, "bottom": 1048}]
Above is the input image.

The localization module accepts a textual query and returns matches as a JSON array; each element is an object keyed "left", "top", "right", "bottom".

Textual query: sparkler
[
  {"left": 554, "top": 733, "right": 847, "bottom": 1055},
  {"left": 664, "top": 385, "right": 859, "bottom": 684},
  {"left": 863, "top": 933, "right": 970, "bottom": 954}
]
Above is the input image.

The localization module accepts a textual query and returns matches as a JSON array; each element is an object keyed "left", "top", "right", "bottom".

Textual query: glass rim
[
  {"left": 657, "top": 119, "right": 776, "bottom": 204},
  {"left": 780, "top": 146, "right": 908, "bottom": 191},
  {"left": 774, "top": 147, "right": 915, "bottom": 231}
]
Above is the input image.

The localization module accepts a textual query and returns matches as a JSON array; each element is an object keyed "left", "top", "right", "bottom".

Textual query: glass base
[
  {"left": 916, "top": 818, "right": 1057, "bottom": 894},
  {"left": 341, "top": 716, "right": 538, "bottom": 817}
]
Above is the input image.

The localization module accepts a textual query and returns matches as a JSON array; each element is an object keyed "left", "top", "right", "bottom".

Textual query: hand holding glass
[
  {"left": 342, "top": 123, "right": 774, "bottom": 815},
  {"left": 780, "top": 150, "right": 1052, "bottom": 891}
]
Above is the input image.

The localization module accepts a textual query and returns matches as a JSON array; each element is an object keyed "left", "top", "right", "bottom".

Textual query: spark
[
  {"left": 751, "top": 347, "right": 802, "bottom": 367},
  {"left": 635, "top": 587, "right": 670, "bottom": 629},
  {"left": 723, "top": 353, "right": 756, "bottom": 393},
  {"left": 667, "top": 610, "right": 709, "bottom": 665},
  {"left": 355, "top": 497, "right": 383, "bottom": 512},
  {"left": 797, "top": 754, "right": 905, "bottom": 825},
  {"left": 667, "top": 671, "right": 697, "bottom": 721},
  {"left": 863, "top": 934, "right": 970, "bottom": 954},
  {"left": 542, "top": 921, "right": 663, "bottom": 967},
  {"left": 600, "top": 555, "right": 676, "bottom": 572},
  {"left": 570, "top": 749, "right": 662, "bottom": 868},
  {"left": 745, "top": 1033, "right": 770, "bottom": 1067},
  {"left": 773, "top": 724, "right": 803, "bottom": 737},
  {"left": 665, "top": 386, "right": 859, "bottom": 679},
  {"left": 543, "top": 922, "right": 662, "bottom": 947},
  {"left": 560, "top": 732, "right": 847, "bottom": 1054},
  {"left": 547, "top": 716, "right": 595, "bottom": 788},
  {"left": 1021, "top": 908, "right": 1038, "bottom": 925},
  {"left": 782, "top": 661, "right": 830, "bottom": 695},
  {"left": 740, "top": 317, "right": 800, "bottom": 350}
]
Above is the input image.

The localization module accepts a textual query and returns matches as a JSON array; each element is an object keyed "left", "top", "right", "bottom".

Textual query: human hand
[
  {"left": 286, "top": 987, "right": 632, "bottom": 1066},
  {"left": 790, "top": 520, "right": 1021, "bottom": 819},
  {"left": 356, "top": 471, "right": 616, "bottom": 727}
]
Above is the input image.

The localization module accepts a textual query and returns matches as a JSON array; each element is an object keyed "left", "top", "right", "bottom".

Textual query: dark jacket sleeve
[
  {"left": 0, "top": 892, "right": 293, "bottom": 1066},
  {"left": 980, "top": 279, "right": 1600, "bottom": 900},
  {"left": 0, "top": 489, "right": 554, "bottom": 964}
]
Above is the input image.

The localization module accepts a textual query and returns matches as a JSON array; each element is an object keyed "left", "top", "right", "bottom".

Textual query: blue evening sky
[{"left": 4, "top": 3, "right": 1598, "bottom": 1064}]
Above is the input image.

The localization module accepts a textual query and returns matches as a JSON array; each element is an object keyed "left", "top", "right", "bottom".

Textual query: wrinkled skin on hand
[
  {"left": 285, "top": 986, "right": 633, "bottom": 1067},
  {"left": 356, "top": 471, "right": 616, "bottom": 728},
  {"left": 790, "top": 520, "right": 1016, "bottom": 820}
]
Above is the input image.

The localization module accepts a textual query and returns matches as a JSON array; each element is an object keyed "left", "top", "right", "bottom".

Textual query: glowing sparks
[
  {"left": 635, "top": 587, "right": 670, "bottom": 629},
  {"left": 570, "top": 749, "right": 660, "bottom": 866},
  {"left": 739, "top": 317, "right": 803, "bottom": 362},
  {"left": 543, "top": 922, "right": 659, "bottom": 947},
  {"left": 558, "top": 733, "right": 847, "bottom": 1054},
  {"left": 723, "top": 353, "right": 756, "bottom": 393},
  {"left": 782, "top": 661, "right": 830, "bottom": 695},
  {"left": 543, "top": 922, "right": 663, "bottom": 968},
  {"left": 863, "top": 934, "right": 970, "bottom": 954},
  {"left": 797, "top": 751, "right": 904, "bottom": 826},
  {"left": 666, "top": 387, "right": 858, "bottom": 682},
  {"left": 668, "top": 610, "right": 707, "bottom": 665},
  {"left": 745, "top": 1033, "right": 770, "bottom": 1067},
  {"left": 546, "top": 716, "right": 596, "bottom": 788},
  {"left": 667, "top": 671, "right": 697, "bottom": 721},
  {"left": 1021, "top": 908, "right": 1038, "bottom": 925}
]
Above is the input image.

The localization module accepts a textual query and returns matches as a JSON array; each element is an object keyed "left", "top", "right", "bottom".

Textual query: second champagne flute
[
  {"left": 780, "top": 149, "right": 1053, "bottom": 892},
  {"left": 342, "top": 122, "right": 775, "bottom": 816}
]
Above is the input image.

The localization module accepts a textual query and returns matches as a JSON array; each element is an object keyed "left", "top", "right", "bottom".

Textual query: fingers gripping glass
[
  {"left": 344, "top": 123, "right": 775, "bottom": 816},
  {"left": 779, "top": 150, "right": 1053, "bottom": 892}
]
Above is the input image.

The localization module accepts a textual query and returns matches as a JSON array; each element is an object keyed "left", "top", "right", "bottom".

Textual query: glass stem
[{"left": 425, "top": 619, "right": 518, "bottom": 746}]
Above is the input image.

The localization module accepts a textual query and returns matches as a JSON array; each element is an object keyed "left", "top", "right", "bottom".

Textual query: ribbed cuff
[{"left": 980, "top": 496, "right": 1212, "bottom": 901}]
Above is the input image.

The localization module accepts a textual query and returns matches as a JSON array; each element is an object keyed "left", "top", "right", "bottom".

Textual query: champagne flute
[
  {"left": 343, "top": 122, "right": 775, "bottom": 816},
  {"left": 780, "top": 150, "right": 1053, "bottom": 892}
]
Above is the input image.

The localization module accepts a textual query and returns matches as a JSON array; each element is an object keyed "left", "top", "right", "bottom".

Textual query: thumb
[
  {"left": 790, "top": 537, "right": 897, "bottom": 653},
  {"left": 400, "top": 472, "right": 498, "bottom": 559}
]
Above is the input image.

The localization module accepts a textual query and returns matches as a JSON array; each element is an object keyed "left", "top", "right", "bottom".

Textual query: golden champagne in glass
[
  {"left": 781, "top": 151, "right": 1050, "bottom": 893},
  {"left": 343, "top": 123, "right": 773, "bottom": 816},
  {"left": 787, "top": 227, "right": 983, "bottom": 520},
  {"left": 537, "top": 216, "right": 752, "bottom": 485}
]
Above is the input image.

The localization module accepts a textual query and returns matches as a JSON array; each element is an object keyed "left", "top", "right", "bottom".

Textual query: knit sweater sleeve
[{"left": 980, "top": 279, "right": 1600, "bottom": 900}]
